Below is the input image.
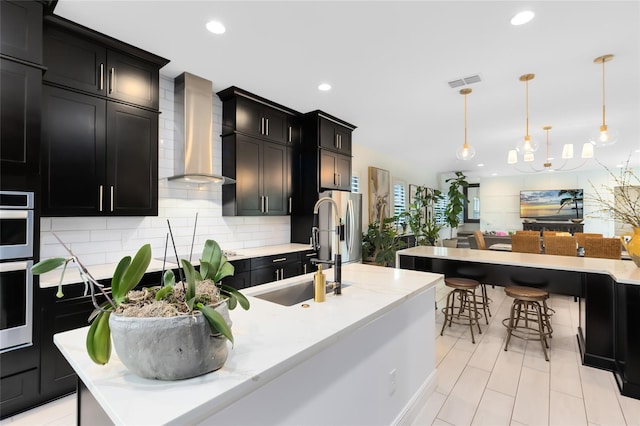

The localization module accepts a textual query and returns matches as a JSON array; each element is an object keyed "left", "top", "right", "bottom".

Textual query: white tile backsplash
[{"left": 40, "top": 75, "right": 290, "bottom": 265}]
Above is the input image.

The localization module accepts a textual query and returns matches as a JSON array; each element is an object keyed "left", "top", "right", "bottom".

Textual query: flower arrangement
[{"left": 588, "top": 160, "right": 640, "bottom": 228}]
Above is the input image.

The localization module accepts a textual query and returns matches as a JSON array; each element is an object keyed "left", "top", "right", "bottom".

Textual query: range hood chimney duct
[{"left": 168, "top": 72, "right": 233, "bottom": 184}]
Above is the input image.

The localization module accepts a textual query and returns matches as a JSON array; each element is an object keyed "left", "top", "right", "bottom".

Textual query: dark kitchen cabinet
[
  {"left": 222, "top": 259, "right": 251, "bottom": 290},
  {"left": 222, "top": 134, "right": 289, "bottom": 216},
  {"left": 43, "top": 19, "right": 161, "bottom": 110},
  {"left": 41, "top": 86, "right": 158, "bottom": 216},
  {"left": 218, "top": 86, "right": 299, "bottom": 146},
  {"left": 40, "top": 16, "right": 168, "bottom": 217},
  {"left": 320, "top": 150, "right": 351, "bottom": 191},
  {"left": 250, "top": 252, "right": 302, "bottom": 287},
  {"left": 300, "top": 249, "right": 319, "bottom": 275},
  {"left": 0, "top": 0, "right": 42, "bottom": 64},
  {"left": 319, "top": 116, "right": 352, "bottom": 155},
  {"left": 0, "top": 59, "right": 41, "bottom": 179}
]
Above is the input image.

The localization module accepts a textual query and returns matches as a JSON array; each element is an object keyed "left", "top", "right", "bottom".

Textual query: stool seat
[
  {"left": 445, "top": 277, "right": 480, "bottom": 289},
  {"left": 505, "top": 285, "right": 548, "bottom": 301}
]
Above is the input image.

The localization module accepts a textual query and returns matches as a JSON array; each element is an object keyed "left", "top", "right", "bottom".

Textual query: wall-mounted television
[{"left": 520, "top": 189, "right": 583, "bottom": 220}]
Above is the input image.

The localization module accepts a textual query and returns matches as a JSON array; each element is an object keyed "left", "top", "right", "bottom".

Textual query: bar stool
[
  {"left": 502, "top": 286, "right": 553, "bottom": 361},
  {"left": 455, "top": 265, "right": 492, "bottom": 324},
  {"left": 440, "top": 277, "right": 482, "bottom": 343}
]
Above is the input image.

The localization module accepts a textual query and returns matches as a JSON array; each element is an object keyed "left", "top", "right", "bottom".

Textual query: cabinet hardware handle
[
  {"left": 260, "top": 117, "right": 264, "bottom": 135},
  {"left": 339, "top": 134, "right": 343, "bottom": 149},
  {"left": 110, "top": 186, "right": 114, "bottom": 212},
  {"left": 99, "top": 185, "right": 104, "bottom": 212},
  {"left": 288, "top": 126, "right": 292, "bottom": 143},
  {"left": 304, "top": 264, "right": 307, "bottom": 274},
  {"left": 260, "top": 195, "right": 264, "bottom": 213},
  {"left": 275, "top": 269, "right": 280, "bottom": 280},
  {"left": 280, "top": 268, "right": 284, "bottom": 279},
  {"left": 305, "top": 252, "right": 317, "bottom": 257},
  {"left": 265, "top": 196, "right": 269, "bottom": 213},
  {"left": 99, "top": 64, "right": 104, "bottom": 91},
  {"left": 288, "top": 197, "right": 292, "bottom": 214},
  {"left": 265, "top": 118, "right": 269, "bottom": 135},
  {"left": 272, "top": 257, "right": 287, "bottom": 263},
  {"left": 109, "top": 67, "right": 115, "bottom": 94},
  {"left": 335, "top": 134, "right": 339, "bottom": 149}
]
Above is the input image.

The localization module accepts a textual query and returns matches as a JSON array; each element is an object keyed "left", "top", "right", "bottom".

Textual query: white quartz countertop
[
  {"left": 397, "top": 246, "right": 640, "bottom": 285},
  {"left": 53, "top": 263, "right": 442, "bottom": 425},
  {"left": 39, "top": 243, "right": 314, "bottom": 289}
]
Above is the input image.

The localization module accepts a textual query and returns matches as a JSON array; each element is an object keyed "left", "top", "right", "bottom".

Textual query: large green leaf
[
  {"left": 181, "top": 259, "right": 197, "bottom": 302},
  {"left": 221, "top": 284, "right": 250, "bottom": 310},
  {"left": 197, "top": 303, "right": 233, "bottom": 344},
  {"left": 214, "top": 259, "right": 235, "bottom": 283},
  {"left": 110, "top": 256, "right": 131, "bottom": 304},
  {"left": 163, "top": 269, "right": 175, "bottom": 288},
  {"left": 119, "top": 245, "right": 152, "bottom": 298},
  {"left": 31, "top": 257, "right": 66, "bottom": 275},
  {"left": 85, "top": 309, "right": 112, "bottom": 365},
  {"left": 200, "top": 240, "right": 222, "bottom": 281}
]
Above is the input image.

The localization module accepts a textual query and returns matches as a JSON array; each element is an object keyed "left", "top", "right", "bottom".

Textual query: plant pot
[
  {"left": 109, "top": 302, "right": 231, "bottom": 380},
  {"left": 442, "top": 238, "right": 458, "bottom": 248},
  {"left": 621, "top": 227, "right": 640, "bottom": 267}
]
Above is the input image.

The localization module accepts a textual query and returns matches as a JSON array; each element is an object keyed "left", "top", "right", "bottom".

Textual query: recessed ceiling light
[
  {"left": 477, "top": 163, "right": 484, "bottom": 167},
  {"left": 206, "top": 20, "right": 226, "bottom": 34},
  {"left": 510, "top": 11, "right": 535, "bottom": 26},
  {"left": 318, "top": 83, "right": 331, "bottom": 91}
]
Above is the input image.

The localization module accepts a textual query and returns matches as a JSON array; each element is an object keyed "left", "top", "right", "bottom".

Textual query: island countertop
[
  {"left": 396, "top": 246, "right": 640, "bottom": 285},
  {"left": 53, "top": 263, "right": 443, "bottom": 425}
]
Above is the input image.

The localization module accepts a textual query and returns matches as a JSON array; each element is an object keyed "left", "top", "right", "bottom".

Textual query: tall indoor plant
[
  {"left": 400, "top": 185, "right": 443, "bottom": 246},
  {"left": 362, "top": 217, "right": 406, "bottom": 267},
  {"left": 443, "top": 171, "right": 469, "bottom": 246}
]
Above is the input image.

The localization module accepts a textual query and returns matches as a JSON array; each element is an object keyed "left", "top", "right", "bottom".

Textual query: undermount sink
[{"left": 253, "top": 280, "right": 349, "bottom": 306}]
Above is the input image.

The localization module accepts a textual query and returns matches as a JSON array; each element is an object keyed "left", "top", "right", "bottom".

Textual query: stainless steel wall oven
[{"left": 0, "top": 191, "right": 35, "bottom": 352}]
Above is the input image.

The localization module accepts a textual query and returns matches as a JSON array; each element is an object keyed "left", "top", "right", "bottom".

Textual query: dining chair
[
  {"left": 574, "top": 232, "right": 603, "bottom": 248},
  {"left": 511, "top": 234, "right": 541, "bottom": 254},
  {"left": 544, "top": 235, "right": 578, "bottom": 256},
  {"left": 542, "top": 231, "right": 559, "bottom": 237},
  {"left": 516, "top": 230, "right": 540, "bottom": 236},
  {"left": 473, "top": 230, "right": 487, "bottom": 250},
  {"left": 583, "top": 237, "right": 622, "bottom": 259}
]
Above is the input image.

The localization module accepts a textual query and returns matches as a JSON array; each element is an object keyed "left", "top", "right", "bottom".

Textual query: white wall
[{"left": 479, "top": 167, "right": 640, "bottom": 237}]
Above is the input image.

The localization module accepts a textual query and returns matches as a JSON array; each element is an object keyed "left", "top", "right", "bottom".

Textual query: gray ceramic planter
[{"left": 109, "top": 303, "right": 231, "bottom": 380}]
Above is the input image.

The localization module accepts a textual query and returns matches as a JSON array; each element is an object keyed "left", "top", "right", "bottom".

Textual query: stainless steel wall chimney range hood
[{"left": 168, "top": 72, "right": 233, "bottom": 184}]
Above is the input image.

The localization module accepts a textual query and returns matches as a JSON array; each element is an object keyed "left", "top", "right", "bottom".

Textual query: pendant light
[
  {"left": 590, "top": 54, "right": 617, "bottom": 147},
  {"left": 508, "top": 73, "right": 538, "bottom": 164},
  {"left": 456, "top": 88, "right": 476, "bottom": 160}
]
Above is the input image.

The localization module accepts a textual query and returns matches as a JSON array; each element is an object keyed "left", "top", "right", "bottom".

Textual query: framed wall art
[{"left": 368, "top": 166, "right": 391, "bottom": 223}]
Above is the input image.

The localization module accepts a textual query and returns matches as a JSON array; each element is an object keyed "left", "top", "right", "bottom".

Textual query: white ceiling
[{"left": 53, "top": 1, "right": 640, "bottom": 179}]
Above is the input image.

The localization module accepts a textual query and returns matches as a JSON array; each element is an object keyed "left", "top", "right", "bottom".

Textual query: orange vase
[{"left": 621, "top": 227, "right": 640, "bottom": 267}]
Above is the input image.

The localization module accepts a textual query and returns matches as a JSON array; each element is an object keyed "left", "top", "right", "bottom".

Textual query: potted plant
[
  {"left": 557, "top": 189, "right": 584, "bottom": 223},
  {"left": 443, "top": 171, "right": 469, "bottom": 247},
  {"left": 588, "top": 160, "right": 640, "bottom": 267},
  {"left": 362, "top": 216, "right": 406, "bottom": 267},
  {"left": 399, "top": 185, "right": 443, "bottom": 246},
  {"left": 31, "top": 239, "right": 250, "bottom": 380}
]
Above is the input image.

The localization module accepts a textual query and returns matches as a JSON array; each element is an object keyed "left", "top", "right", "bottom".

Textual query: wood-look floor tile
[
  {"left": 436, "top": 347, "right": 474, "bottom": 395},
  {"left": 438, "top": 366, "right": 491, "bottom": 425},
  {"left": 511, "top": 366, "right": 549, "bottom": 425},
  {"left": 412, "top": 391, "right": 447, "bottom": 426},
  {"left": 472, "top": 389, "right": 515, "bottom": 426},
  {"left": 549, "top": 389, "right": 587, "bottom": 426},
  {"left": 579, "top": 364, "right": 627, "bottom": 425}
]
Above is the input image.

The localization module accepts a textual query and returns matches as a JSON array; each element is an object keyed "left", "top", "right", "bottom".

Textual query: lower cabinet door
[{"left": 0, "top": 369, "right": 39, "bottom": 418}]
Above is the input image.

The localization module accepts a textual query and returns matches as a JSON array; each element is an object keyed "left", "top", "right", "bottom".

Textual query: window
[
  {"left": 435, "top": 195, "right": 463, "bottom": 226},
  {"left": 393, "top": 183, "right": 406, "bottom": 224},
  {"left": 351, "top": 175, "right": 359, "bottom": 193}
]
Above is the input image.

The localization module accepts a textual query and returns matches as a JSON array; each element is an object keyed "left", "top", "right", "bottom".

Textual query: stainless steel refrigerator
[{"left": 316, "top": 191, "right": 362, "bottom": 264}]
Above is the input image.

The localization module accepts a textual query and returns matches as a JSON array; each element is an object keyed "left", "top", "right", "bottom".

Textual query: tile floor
[{"left": 3, "top": 281, "right": 639, "bottom": 425}]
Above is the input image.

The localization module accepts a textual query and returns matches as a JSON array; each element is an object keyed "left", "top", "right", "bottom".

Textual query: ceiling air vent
[{"left": 447, "top": 74, "right": 482, "bottom": 88}]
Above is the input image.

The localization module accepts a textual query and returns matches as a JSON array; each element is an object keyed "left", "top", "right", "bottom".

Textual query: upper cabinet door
[
  {"left": 0, "top": 1, "right": 42, "bottom": 64},
  {"left": 319, "top": 117, "right": 352, "bottom": 155},
  {"left": 234, "top": 97, "right": 288, "bottom": 144},
  {"left": 106, "top": 51, "right": 159, "bottom": 110},
  {"left": 43, "top": 26, "right": 160, "bottom": 110},
  {"left": 43, "top": 25, "right": 107, "bottom": 96}
]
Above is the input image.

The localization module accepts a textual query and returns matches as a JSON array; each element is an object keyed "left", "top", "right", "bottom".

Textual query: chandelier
[{"left": 507, "top": 73, "right": 594, "bottom": 172}]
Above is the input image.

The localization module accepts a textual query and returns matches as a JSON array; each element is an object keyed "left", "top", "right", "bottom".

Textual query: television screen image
[{"left": 520, "top": 189, "right": 583, "bottom": 220}]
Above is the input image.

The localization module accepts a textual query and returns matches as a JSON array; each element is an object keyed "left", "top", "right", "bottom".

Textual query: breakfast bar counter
[
  {"left": 397, "top": 246, "right": 640, "bottom": 400},
  {"left": 54, "top": 263, "right": 443, "bottom": 425}
]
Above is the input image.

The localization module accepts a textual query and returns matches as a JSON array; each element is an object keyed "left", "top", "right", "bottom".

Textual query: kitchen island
[
  {"left": 54, "top": 263, "right": 443, "bottom": 425},
  {"left": 397, "top": 245, "right": 640, "bottom": 400}
]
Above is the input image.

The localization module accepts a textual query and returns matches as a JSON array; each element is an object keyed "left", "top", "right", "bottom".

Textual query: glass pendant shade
[
  {"left": 589, "top": 125, "right": 618, "bottom": 147},
  {"left": 507, "top": 150, "right": 518, "bottom": 164},
  {"left": 456, "top": 143, "right": 476, "bottom": 160},
  {"left": 516, "top": 135, "right": 539, "bottom": 153},
  {"left": 524, "top": 151, "right": 535, "bottom": 162},
  {"left": 561, "top": 144, "right": 574, "bottom": 159}
]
